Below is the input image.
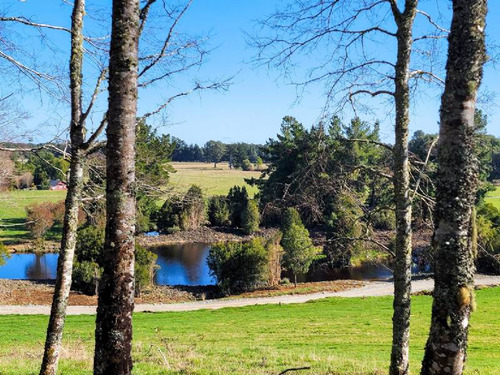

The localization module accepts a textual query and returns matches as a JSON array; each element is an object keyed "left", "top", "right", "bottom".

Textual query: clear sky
[{"left": 1, "top": 0, "right": 499, "bottom": 145}]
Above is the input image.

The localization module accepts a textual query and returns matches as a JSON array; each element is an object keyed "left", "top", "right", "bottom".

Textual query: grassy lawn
[
  {"left": 0, "top": 287, "right": 498, "bottom": 374},
  {"left": 485, "top": 186, "right": 500, "bottom": 210},
  {"left": 169, "top": 162, "right": 262, "bottom": 197},
  {"left": 0, "top": 190, "right": 66, "bottom": 244}
]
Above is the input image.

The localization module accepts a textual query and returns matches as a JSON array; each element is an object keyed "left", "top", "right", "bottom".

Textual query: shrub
[
  {"left": 226, "top": 186, "right": 249, "bottom": 228},
  {"left": 72, "top": 225, "right": 158, "bottom": 295},
  {"left": 0, "top": 242, "right": 8, "bottom": 266},
  {"left": 25, "top": 203, "right": 55, "bottom": 239},
  {"left": 323, "top": 193, "right": 364, "bottom": 267},
  {"left": 207, "top": 238, "right": 269, "bottom": 295},
  {"left": 157, "top": 195, "right": 183, "bottom": 232},
  {"left": 476, "top": 203, "right": 500, "bottom": 273},
  {"left": 241, "top": 159, "right": 253, "bottom": 171},
  {"left": 281, "top": 208, "right": 320, "bottom": 286},
  {"left": 72, "top": 261, "right": 100, "bottom": 295},
  {"left": 136, "top": 195, "right": 161, "bottom": 233},
  {"left": 180, "top": 185, "right": 206, "bottom": 230},
  {"left": 208, "top": 196, "right": 230, "bottom": 226},
  {"left": 76, "top": 225, "right": 105, "bottom": 264},
  {"left": 242, "top": 199, "right": 260, "bottom": 234},
  {"left": 370, "top": 208, "right": 396, "bottom": 230},
  {"left": 157, "top": 185, "right": 206, "bottom": 232},
  {"left": 135, "top": 244, "right": 159, "bottom": 296}
]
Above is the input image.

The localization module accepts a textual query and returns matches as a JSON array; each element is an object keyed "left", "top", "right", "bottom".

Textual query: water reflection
[
  {"left": 1, "top": 244, "right": 423, "bottom": 286},
  {"left": 150, "top": 243, "right": 216, "bottom": 286},
  {"left": 0, "top": 253, "right": 58, "bottom": 280}
]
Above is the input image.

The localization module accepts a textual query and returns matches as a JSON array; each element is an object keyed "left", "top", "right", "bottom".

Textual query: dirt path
[{"left": 1, "top": 274, "right": 499, "bottom": 315}]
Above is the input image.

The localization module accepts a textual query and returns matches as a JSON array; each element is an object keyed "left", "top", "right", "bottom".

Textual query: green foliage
[
  {"left": 207, "top": 196, "right": 231, "bottom": 226},
  {"left": 157, "top": 185, "right": 206, "bottom": 232},
  {"left": 135, "top": 121, "right": 175, "bottom": 232},
  {"left": 0, "top": 242, "right": 8, "bottom": 266},
  {"left": 252, "top": 116, "right": 389, "bottom": 227},
  {"left": 75, "top": 225, "right": 105, "bottom": 264},
  {"left": 207, "top": 238, "right": 269, "bottom": 294},
  {"left": 241, "top": 200, "right": 260, "bottom": 234},
  {"left": 476, "top": 202, "right": 500, "bottom": 273},
  {"left": 226, "top": 185, "right": 249, "bottom": 228},
  {"left": 135, "top": 244, "right": 158, "bottom": 296},
  {"left": 241, "top": 159, "right": 253, "bottom": 171},
  {"left": 369, "top": 209, "right": 396, "bottom": 231},
  {"left": 180, "top": 185, "right": 206, "bottom": 230},
  {"left": 72, "top": 261, "right": 100, "bottom": 296},
  {"left": 324, "top": 193, "right": 365, "bottom": 267},
  {"left": 18, "top": 150, "right": 69, "bottom": 190},
  {"left": 72, "top": 225, "right": 157, "bottom": 295},
  {"left": 136, "top": 194, "right": 160, "bottom": 233},
  {"left": 281, "top": 208, "right": 319, "bottom": 285},
  {"left": 204, "top": 140, "right": 226, "bottom": 167}
]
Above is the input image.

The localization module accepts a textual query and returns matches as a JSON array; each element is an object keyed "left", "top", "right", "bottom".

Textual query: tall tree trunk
[
  {"left": 93, "top": 0, "right": 139, "bottom": 373},
  {"left": 390, "top": 2, "right": 417, "bottom": 374},
  {"left": 421, "top": 1, "right": 487, "bottom": 374},
  {"left": 39, "top": 1, "right": 85, "bottom": 373}
]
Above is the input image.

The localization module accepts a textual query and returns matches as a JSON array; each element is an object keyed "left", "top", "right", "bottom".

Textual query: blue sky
[{"left": 2, "top": 0, "right": 499, "bottom": 145}]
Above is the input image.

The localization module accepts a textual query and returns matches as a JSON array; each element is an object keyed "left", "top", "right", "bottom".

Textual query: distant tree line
[{"left": 171, "top": 137, "right": 267, "bottom": 169}]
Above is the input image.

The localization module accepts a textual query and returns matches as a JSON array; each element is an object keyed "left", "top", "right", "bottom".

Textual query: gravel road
[{"left": 0, "top": 274, "right": 498, "bottom": 315}]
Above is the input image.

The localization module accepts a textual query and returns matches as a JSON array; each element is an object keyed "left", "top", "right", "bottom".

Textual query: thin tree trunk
[
  {"left": 421, "top": 1, "right": 487, "bottom": 374},
  {"left": 390, "top": 2, "right": 417, "bottom": 374},
  {"left": 93, "top": 0, "right": 139, "bottom": 373},
  {"left": 39, "top": 1, "right": 85, "bottom": 373}
]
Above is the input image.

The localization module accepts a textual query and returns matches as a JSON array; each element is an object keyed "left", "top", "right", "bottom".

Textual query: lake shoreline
[{"left": 137, "top": 226, "right": 279, "bottom": 247}]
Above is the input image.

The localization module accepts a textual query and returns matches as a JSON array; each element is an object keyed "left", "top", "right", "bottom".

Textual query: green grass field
[
  {"left": 0, "top": 287, "right": 498, "bottom": 374},
  {"left": 485, "top": 186, "right": 500, "bottom": 210},
  {"left": 169, "top": 162, "right": 262, "bottom": 197},
  {"left": 0, "top": 190, "right": 66, "bottom": 244}
]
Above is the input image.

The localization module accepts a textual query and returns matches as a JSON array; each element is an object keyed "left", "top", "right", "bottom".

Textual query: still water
[{"left": 0, "top": 243, "right": 394, "bottom": 285}]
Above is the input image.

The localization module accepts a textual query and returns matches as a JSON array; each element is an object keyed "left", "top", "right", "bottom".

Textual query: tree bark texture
[
  {"left": 40, "top": 1, "right": 86, "bottom": 373},
  {"left": 390, "top": 2, "right": 417, "bottom": 375},
  {"left": 93, "top": 0, "right": 139, "bottom": 373},
  {"left": 421, "top": 1, "right": 487, "bottom": 374}
]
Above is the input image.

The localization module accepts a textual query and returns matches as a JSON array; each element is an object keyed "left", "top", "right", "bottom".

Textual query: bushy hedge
[
  {"left": 208, "top": 196, "right": 230, "bottom": 226},
  {"left": 207, "top": 238, "right": 271, "bottom": 295},
  {"left": 242, "top": 200, "right": 260, "bottom": 234},
  {"left": 157, "top": 185, "right": 205, "bottom": 233},
  {"left": 281, "top": 208, "right": 319, "bottom": 286},
  {"left": 226, "top": 186, "right": 249, "bottom": 228}
]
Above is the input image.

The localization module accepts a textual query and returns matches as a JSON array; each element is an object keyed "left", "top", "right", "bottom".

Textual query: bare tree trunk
[
  {"left": 39, "top": 1, "right": 86, "bottom": 373},
  {"left": 421, "top": 1, "right": 487, "bottom": 374},
  {"left": 390, "top": 2, "right": 417, "bottom": 374},
  {"left": 93, "top": 0, "right": 139, "bottom": 373}
]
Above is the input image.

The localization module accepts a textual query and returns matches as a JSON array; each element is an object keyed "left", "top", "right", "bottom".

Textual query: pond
[{"left": 0, "top": 243, "right": 398, "bottom": 285}]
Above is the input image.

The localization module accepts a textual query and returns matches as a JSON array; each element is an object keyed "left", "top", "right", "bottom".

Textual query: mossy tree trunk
[
  {"left": 39, "top": 1, "right": 86, "bottom": 373},
  {"left": 421, "top": 1, "right": 487, "bottom": 374},
  {"left": 389, "top": 2, "right": 417, "bottom": 374},
  {"left": 93, "top": 0, "right": 139, "bottom": 373}
]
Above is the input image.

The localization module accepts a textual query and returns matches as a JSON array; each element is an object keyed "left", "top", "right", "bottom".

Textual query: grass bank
[{"left": 0, "top": 287, "right": 498, "bottom": 374}]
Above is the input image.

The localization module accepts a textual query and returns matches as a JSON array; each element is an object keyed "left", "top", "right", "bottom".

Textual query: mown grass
[
  {"left": 0, "top": 287, "right": 498, "bottom": 374},
  {"left": 485, "top": 186, "right": 500, "bottom": 210},
  {"left": 0, "top": 190, "right": 66, "bottom": 244},
  {"left": 169, "top": 162, "right": 262, "bottom": 197}
]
